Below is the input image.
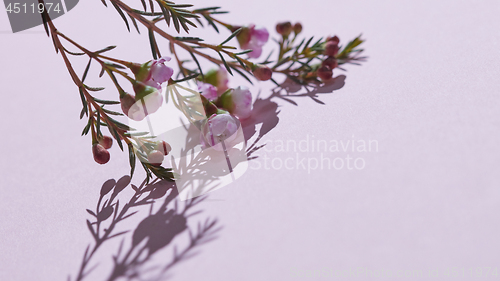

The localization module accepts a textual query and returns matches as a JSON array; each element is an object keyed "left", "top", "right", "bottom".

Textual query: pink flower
[
  {"left": 218, "top": 86, "right": 253, "bottom": 119},
  {"left": 197, "top": 82, "right": 218, "bottom": 101},
  {"left": 131, "top": 57, "right": 174, "bottom": 89},
  {"left": 236, "top": 25, "right": 269, "bottom": 59},
  {"left": 200, "top": 113, "right": 240, "bottom": 149}
]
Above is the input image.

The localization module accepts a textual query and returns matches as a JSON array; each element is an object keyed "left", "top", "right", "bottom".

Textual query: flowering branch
[{"left": 38, "top": 0, "right": 366, "bottom": 182}]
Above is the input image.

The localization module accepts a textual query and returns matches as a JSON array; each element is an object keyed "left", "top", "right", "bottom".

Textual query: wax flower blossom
[
  {"left": 200, "top": 113, "right": 240, "bottom": 149},
  {"left": 130, "top": 56, "right": 174, "bottom": 90},
  {"left": 236, "top": 24, "right": 269, "bottom": 59},
  {"left": 202, "top": 67, "right": 229, "bottom": 95},
  {"left": 198, "top": 82, "right": 218, "bottom": 101},
  {"left": 217, "top": 86, "right": 253, "bottom": 119}
]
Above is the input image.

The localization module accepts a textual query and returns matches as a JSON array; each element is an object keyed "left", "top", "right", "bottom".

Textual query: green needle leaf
[
  {"left": 218, "top": 52, "right": 232, "bottom": 75},
  {"left": 220, "top": 27, "right": 242, "bottom": 46},
  {"left": 111, "top": 2, "right": 130, "bottom": 32},
  {"left": 82, "top": 58, "right": 92, "bottom": 83}
]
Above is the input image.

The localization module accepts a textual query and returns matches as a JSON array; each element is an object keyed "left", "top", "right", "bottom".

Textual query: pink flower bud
[
  {"left": 252, "top": 65, "right": 273, "bottom": 81},
  {"left": 327, "top": 35, "right": 340, "bottom": 45},
  {"left": 147, "top": 150, "right": 164, "bottom": 166},
  {"left": 92, "top": 143, "right": 110, "bottom": 164},
  {"left": 317, "top": 65, "right": 333, "bottom": 81},
  {"left": 293, "top": 22, "right": 303, "bottom": 35},
  {"left": 98, "top": 135, "right": 113, "bottom": 149},
  {"left": 276, "top": 22, "right": 292, "bottom": 36},
  {"left": 321, "top": 56, "right": 338, "bottom": 69},
  {"left": 200, "top": 113, "right": 240, "bottom": 149},
  {"left": 324, "top": 41, "right": 339, "bottom": 57},
  {"left": 218, "top": 86, "right": 253, "bottom": 119},
  {"left": 156, "top": 141, "right": 172, "bottom": 156}
]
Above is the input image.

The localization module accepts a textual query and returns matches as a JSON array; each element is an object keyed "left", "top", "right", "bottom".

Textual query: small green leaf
[
  {"left": 192, "top": 6, "right": 220, "bottom": 12},
  {"left": 129, "top": 14, "right": 140, "bottom": 34},
  {"left": 102, "top": 108, "right": 124, "bottom": 116},
  {"left": 235, "top": 49, "right": 253, "bottom": 56},
  {"left": 234, "top": 56, "right": 247, "bottom": 70},
  {"left": 79, "top": 88, "right": 88, "bottom": 117},
  {"left": 111, "top": 2, "right": 130, "bottom": 32},
  {"left": 95, "top": 45, "right": 117, "bottom": 54},
  {"left": 80, "top": 107, "right": 86, "bottom": 120},
  {"left": 107, "top": 116, "right": 131, "bottom": 131},
  {"left": 203, "top": 14, "right": 219, "bottom": 33},
  {"left": 63, "top": 48, "right": 85, "bottom": 56},
  {"left": 82, "top": 58, "right": 92, "bottom": 83},
  {"left": 93, "top": 98, "right": 120, "bottom": 105},
  {"left": 148, "top": 29, "right": 158, "bottom": 59},
  {"left": 231, "top": 67, "right": 253, "bottom": 85},
  {"left": 84, "top": 85, "right": 105, "bottom": 92},
  {"left": 173, "top": 73, "right": 199, "bottom": 83},
  {"left": 175, "top": 37, "right": 203, "bottom": 42},
  {"left": 218, "top": 52, "right": 232, "bottom": 75},
  {"left": 96, "top": 110, "right": 101, "bottom": 137},
  {"left": 189, "top": 52, "right": 204, "bottom": 79},
  {"left": 302, "top": 36, "right": 314, "bottom": 53},
  {"left": 81, "top": 120, "right": 91, "bottom": 136},
  {"left": 171, "top": 11, "right": 180, "bottom": 33},
  {"left": 128, "top": 144, "right": 136, "bottom": 178},
  {"left": 159, "top": 3, "right": 170, "bottom": 26},
  {"left": 149, "top": 0, "right": 154, "bottom": 13},
  {"left": 220, "top": 27, "right": 242, "bottom": 46},
  {"left": 109, "top": 127, "right": 123, "bottom": 151}
]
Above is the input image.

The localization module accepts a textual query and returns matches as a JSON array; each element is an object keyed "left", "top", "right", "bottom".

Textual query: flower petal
[{"left": 151, "top": 64, "right": 174, "bottom": 84}]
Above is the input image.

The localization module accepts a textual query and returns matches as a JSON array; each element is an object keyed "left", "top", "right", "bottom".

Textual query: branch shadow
[
  {"left": 71, "top": 175, "right": 221, "bottom": 281},
  {"left": 242, "top": 75, "right": 346, "bottom": 158}
]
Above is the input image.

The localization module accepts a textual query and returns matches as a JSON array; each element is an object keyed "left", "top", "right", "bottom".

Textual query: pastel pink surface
[{"left": 1, "top": 0, "right": 499, "bottom": 281}]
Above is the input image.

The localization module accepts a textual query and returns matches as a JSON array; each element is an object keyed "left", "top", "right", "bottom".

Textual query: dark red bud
[
  {"left": 276, "top": 22, "right": 292, "bottom": 36},
  {"left": 156, "top": 141, "right": 172, "bottom": 156},
  {"left": 327, "top": 35, "right": 340, "bottom": 45},
  {"left": 321, "top": 56, "right": 338, "bottom": 69},
  {"left": 93, "top": 144, "right": 110, "bottom": 164},
  {"left": 317, "top": 65, "right": 333, "bottom": 81},
  {"left": 293, "top": 22, "right": 303, "bottom": 34},
  {"left": 98, "top": 135, "right": 113, "bottom": 149},
  {"left": 120, "top": 93, "right": 136, "bottom": 117},
  {"left": 253, "top": 65, "right": 273, "bottom": 81},
  {"left": 147, "top": 150, "right": 164, "bottom": 166},
  {"left": 324, "top": 41, "right": 339, "bottom": 57}
]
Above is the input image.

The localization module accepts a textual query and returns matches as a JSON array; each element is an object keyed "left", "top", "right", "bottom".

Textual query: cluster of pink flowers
[{"left": 115, "top": 23, "right": 273, "bottom": 154}]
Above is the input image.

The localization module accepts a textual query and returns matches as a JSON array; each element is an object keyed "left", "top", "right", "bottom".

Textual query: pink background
[{"left": 1, "top": 0, "right": 500, "bottom": 280}]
